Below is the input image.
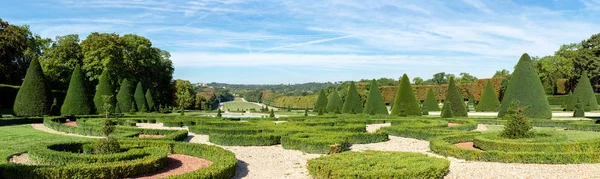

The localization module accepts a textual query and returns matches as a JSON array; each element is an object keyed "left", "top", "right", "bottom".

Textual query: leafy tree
[
  {"left": 116, "top": 79, "right": 135, "bottom": 113},
  {"left": 566, "top": 71, "right": 597, "bottom": 111},
  {"left": 476, "top": 80, "right": 501, "bottom": 112},
  {"left": 363, "top": 79, "right": 388, "bottom": 115},
  {"left": 0, "top": 19, "right": 50, "bottom": 85},
  {"left": 498, "top": 53, "right": 551, "bottom": 119},
  {"left": 134, "top": 82, "right": 148, "bottom": 112},
  {"left": 13, "top": 58, "right": 52, "bottom": 116},
  {"left": 431, "top": 72, "right": 447, "bottom": 84},
  {"left": 173, "top": 79, "right": 195, "bottom": 113},
  {"left": 423, "top": 88, "right": 440, "bottom": 111},
  {"left": 61, "top": 65, "right": 93, "bottom": 115},
  {"left": 444, "top": 77, "right": 467, "bottom": 117},
  {"left": 573, "top": 99, "right": 585, "bottom": 117},
  {"left": 39, "top": 34, "right": 83, "bottom": 91},
  {"left": 313, "top": 89, "right": 328, "bottom": 112},
  {"left": 93, "top": 69, "right": 115, "bottom": 114},
  {"left": 457, "top": 72, "right": 477, "bottom": 84},
  {"left": 391, "top": 74, "right": 421, "bottom": 116},
  {"left": 412, "top": 77, "right": 424, "bottom": 85},
  {"left": 531, "top": 55, "right": 574, "bottom": 94},
  {"left": 326, "top": 90, "right": 343, "bottom": 113},
  {"left": 145, "top": 89, "right": 155, "bottom": 112},
  {"left": 341, "top": 82, "right": 363, "bottom": 114},
  {"left": 493, "top": 69, "right": 511, "bottom": 78},
  {"left": 501, "top": 102, "right": 532, "bottom": 139},
  {"left": 441, "top": 102, "right": 453, "bottom": 118}
]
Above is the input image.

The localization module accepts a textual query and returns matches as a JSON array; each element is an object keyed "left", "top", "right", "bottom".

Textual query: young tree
[
  {"left": 269, "top": 109, "right": 275, "bottom": 118},
  {"left": 117, "top": 79, "right": 135, "bottom": 113},
  {"left": 476, "top": 80, "right": 501, "bottom": 112},
  {"left": 326, "top": 90, "right": 343, "bottom": 113},
  {"left": 174, "top": 79, "right": 195, "bottom": 114},
  {"left": 423, "top": 88, "right": 440, "bottom": 111},
  {"left": 363, "top": 79, "right": 388, "bottom": 115},
  {"left": 501, "top": 102, "right": 532, "bottom": 139},
  {"left": 342, "top": 82, "right": 363, "bottom": 114},
  {"left": 13, "top": 58, "right": 53, "bottom": 116},
  {"left": 61, "top": 65, "right": 93, "bottom": 116},
  {"left": 441, "top": 102, "right": 453, "bottom": 118},
  {"left": 573, "top": 99, "right": 585, "bottom": 117},
  {"left": 498, "top": 53, "right": 551, "bottom": 119},
  {"left": 391, "top": 74, "right": 421, "bottom": 116},
  {"left": 134, "top": 82, "right": 148, "bottom": 112},
  {"left": 444, "top": 77, "right": 468, "bottom": 117},
  {"left": 313, "top": 89, "right": 328, "bottom": 112},
  {"left": 566, "top": 71, "right": 598, "bottom": 111},
  {"left": 217, "top": 109, "right": 222, "bottom": 117},
  {"left": 94, "top": 69, "right": 115, "bottom": 114},
  {"left": 145, "top": 89, "right": 155, "bottom": 112}
]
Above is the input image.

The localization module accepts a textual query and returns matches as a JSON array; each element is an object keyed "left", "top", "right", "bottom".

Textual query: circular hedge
[{"left": 308, "top": 151, "right": 450, "bottom": 178}]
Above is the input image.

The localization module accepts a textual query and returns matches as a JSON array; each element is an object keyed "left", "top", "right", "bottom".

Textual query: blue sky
[{"left": 3, "top": 0, "right": 600, "bottom": 84}]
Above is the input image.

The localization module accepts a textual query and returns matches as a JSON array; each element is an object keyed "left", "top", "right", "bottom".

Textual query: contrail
[{"left": 258, "top": 35, "right": 355, "bottom": 53}]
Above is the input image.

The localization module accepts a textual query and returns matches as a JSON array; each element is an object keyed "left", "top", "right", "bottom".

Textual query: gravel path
[
  {"left": 365, "top": 123, "right": 390, "bottom": 133},
  {"left": 127, "top": 154, "right": 212, "bottom": 179},
  {"left": 474, "top": 124, "right": 488, "bottom": 132},
  {"left": 9, "top": 153, "right": 34, "bottom": 165},
  {"left": 30, "top": 124, "right": 102, "bottom": 138}
]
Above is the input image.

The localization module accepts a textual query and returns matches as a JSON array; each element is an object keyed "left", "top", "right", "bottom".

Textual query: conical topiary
[
  {"left": 326, "top": 90, "right": 343, "bottom": 113},
  {"left": 476, "top": 80, "right": 501, "bottom": 112},
  {"left": 441, "top": 102, "right": 453, "bottom": 118},
  {"left": 94, "top": 69, "right": 115, "bottom": 114},
  {"left": 134, "top": 82, "right": 148, "bottom": 112},
  {"left": 363, "top": 79, "right": 389, "bottom": 115},
  {"left": 391, "top": 74, "right": 421, "bottom": 116},
  {"left": 145, "top": 89, "right": 155, "bottom": 112},
  {"left": 61, "top": 65, "right": 93, "bottom": 116},
  {"left": 342, "top": 81, "right": 363, "bottom": 114},
  {"left": 423, "top": 88, "right": 440, "bottom": 111},
  {"left": 314, "top": 89, "right": 328, "bottom": 112},
  {"left": 117, "top": 79, "right": 136, "bottom": 113},
  {"left": 13, "top": 58, "right": 53, "bottom": 116},
  {"left": 567, "top": 71, "right": 598, "bottom": 111},
  {"left": 444, "top": 77, "right": 467, "bottom": 117},
  {"left": 498, "top": 53, "right": 551, "bottom": 119},
  {"left": 562, "top": 91, "right": 573, "bottom": 109},
  {"left": 573, "top": 99, "right": 585, "bottom": 117}
]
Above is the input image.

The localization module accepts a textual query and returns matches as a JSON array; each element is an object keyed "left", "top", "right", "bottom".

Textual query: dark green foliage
[
  {"left": 573, "top": 99, "right": 585, "bottom": 117},
  {"left": 444, "top": 77, "right": 467, "bottom": 117},
  {"left": 134, "top": 82, "right": 148, "bottom": 112},
  {"left": 501, "top": 103, "right": 532, "bottom": 139},
  {"left": 567, "top": 71, "right": 598, "bottom": 111},
  {"left": 13, "top": 58, "right": 53, "bottom": 117},
  {"left": 423, "top": 88, "right": 440, "bottom": 111},
  {"left": 422, "top": 106, "right": 429, "bottom": 115},
  {"left": 318, "top": 109, "right": 324, "bottom": 115},
  {"left": 93, "top": 69, "right": 115, "bottom": 114},
  {"left": 61, "top": 65, "right": 93, "bottom": 116},
  {"left": 117, "top": 79, "right": 135, "bottom": 113},
  {"left": 362, "top": 79, "right": 389, "bottom": 115},
  {"left": 304, "top": 108, "right": 308, "bottom": 116},
  {"left": 49, "top": 98, "right": 61, "bottom": 116},
  {"left": 391, "top": 74, "right": 421, "bottom": 116},
  {"left": 476, "top": 80, "right": 501, "bottom": 112},
  {"left": 313, "top": 89, "right": 328, "bottom": 112},
  {"left": 145, "top": 89, "right": 155, "bottom": 112},
  {"left": 441, "top": 102, "right": 453, "bottom": 118},
  {"left": 341, "top": 82, "right": 363, "bottom": 114},
  {"left": 217, "top": 109, "right": 222, "bottom": 117},
  {"left": 498, "top": 53, "right": 551, "bottom": 119},
  {"left": 562, "top": 91, "right": 573, "bottom": 108},
  {"left": 326, "top": 90, "right": 343, "bottom": 113},
  {"left": 269, "top": 109, "right": 275, "bottom": 118},
  {"left": 114, "top": 103, "right": 121, "bottom": 113}
]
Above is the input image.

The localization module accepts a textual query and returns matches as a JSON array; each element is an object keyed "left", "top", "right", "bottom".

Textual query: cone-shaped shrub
[
  {"left": 326, "top": 90, "right": 343, "bottom": 113},
  {"left": 117, "top": 79, "right": 136, "bottom": 113},
  {"left": 313, "top": 89, "right": 328, "bottom": 112},
  {"left": 476, "top": 80, "right": 501, "bottom": 112},
  {"left": 423, "top": 88, "right": 440, "bottom": 111},
  {"left": 363, "top": 79, "right": 389, "bottom": 115},
  {"left": 573, "top": 99, "right": 585, "bottom": 117},
  {"left": 342, "top": 82, "right": 363, "bottom": 114},
  {"left": 498, "top": 53, "right": 551, "bottom": 119},
  {"left": 61, "top": 65, "right": 93, "bottom": 116},
  {"left": 145, "top": 89, "right": 155, "bottom": 112},
  {"left": 13, "top": 58, "right": 53, "bottom": 116},
  {"left": 391, "top": 74, "right": 421, "bottom": 116},
  {"left": 443, "top": 77, "right": 467, "bottom": 117},
  {"left": 94, "top": 69, "right": 115, "bottom": 114},
  {"left": 134, "top": 82, "right": 148, "bottom": 112},
  {"left": 563, "top": 91, "right": 573, "bottom": 109},
  {"left": 441, "top": 102, "right": 453, "bottom": 118},
  {"left": 567, "top": 71, "right": 598, "bottom": 111}
]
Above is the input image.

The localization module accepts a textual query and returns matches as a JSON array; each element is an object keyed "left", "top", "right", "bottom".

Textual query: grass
[
  {"left": 485, "top": 125, "right": 600, "bottom": 141},
  {"left": 221, "top": 101, "right": 262, "bottom": 111},
  {"left": 0, "top": 125, "right": 92, "bottom": 164}
]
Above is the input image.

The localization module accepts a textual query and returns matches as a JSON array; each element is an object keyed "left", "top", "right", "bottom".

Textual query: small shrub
[
  {"left": 328, "top": 144, "right": 342, "bottom": 154},
  {"left": 441, "top": 102, "right": 453, "bottom": 118},
  {"left": 573, "top": 99, "right": 585, "bottom": 117},
  {"left": 501, "top": 101, "right": 532, "bottom": 139},
  {"left": 92, "top": 137, "right": 121, "bottom": 154}
]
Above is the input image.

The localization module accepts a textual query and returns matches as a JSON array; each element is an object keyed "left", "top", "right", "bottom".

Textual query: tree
[
  {"left": 134, "top": 82, "right": 148, "bottom": 112},
  {"left": 423, "top": 88, "right": 440, "bottom": 111},
  {"left": 566, "top": 71, "right": 597, "bottom": 111},
  {"left": 313, "top": 89, "right": 328, "bottom": 112},
  {"left": 444, "top": 77, "right": 467, "bottom": 117},
  {"left": 432, "top": 72, "right": 447, "bottom": 84},
  {"left": 304, "top": 108, "right": 308, "bottom": 116},
  {"left": 145, "top": 89, "right": 155, "bottom": 112},
  {"left": 217, "top": 109, "right": 222, "bottom": 117},
  {"left": 532, "top": 55, "right": 574, "bottom": 94},
  {"left": 573, "top": 99, "right": 585, "bottom": 117},
  {"left": 269, "top": 109, "right": 275, "bottom": 118},
  {"left": 341, "top": 81, "right": 363, "bottom": 114},
  {"left": 39, "top": 34, "right": 83, "bottom": 91},
  {"left": 391, "top": 74, "right": 421, "bottom": 116},
  {"left": 13, "top": 58, "right": 52, "bottom": 116},
  {"left": 441, "top": 102, "right": 453, "bottom": 118},
  {"left": 363, "top": 79, "right": 388, "bottom": 115},
  {"left": 61, "top": 65, "right": 93, "bottom": 115},
  {"left": 476, "top": 80, "right": 501, "bottom": 112},
  {"left": 457, "top": 72, "right": 477, "bottom": 84},
  {"left": 173, "top": 79, "right": 195, "bottom": 113},
  {"left": 412, "top": 77, "right": 424, "bottom": 85},
  {"left": 1, "top": 19, "right": 50, "bottom": 86},
  {"left": 501, "top": 102, "right": 532, "bottom": 139},
  {"left": 498, "top": 53, "right": 552, "bottom": 119},
  {"left": 94, "top": 69, "right": 115, "bottom": 114},
  {"left": 493, "top": 69, "right": 511, "bottom": 78},
  {"left": 116, "top": 79, "right": 135, "bottom": 113},
  {"left": 326, "top": 90, "right": 343, "bottom": 113}
]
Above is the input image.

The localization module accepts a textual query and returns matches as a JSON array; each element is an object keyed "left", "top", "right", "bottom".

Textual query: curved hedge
[
  {"left": 308, "top": 151, "right": 450, "bottom": 179},
  {"left": 209, "top": 133, "right": 282, "bottom": 146},
  {"left": 28, "top": 143, "right": 153, "bottom": 165},
  {"left": 281, "top": 133, "right": 349, "bottom": 154}
]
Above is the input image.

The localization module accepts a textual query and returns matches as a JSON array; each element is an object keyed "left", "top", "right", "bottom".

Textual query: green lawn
[
  {"left": 0, "top": 125, "right": 92, "bottom": 164},
  {"left": 221, "top": 101, "right": 262, "bottom": 111},
  {"left": 485, "top": 125, "right": 600, "bottom": 141}
]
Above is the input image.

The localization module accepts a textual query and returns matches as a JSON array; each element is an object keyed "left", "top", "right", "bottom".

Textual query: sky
[{"left": 2, "top": 0, "right": 600, "bottom": 84}]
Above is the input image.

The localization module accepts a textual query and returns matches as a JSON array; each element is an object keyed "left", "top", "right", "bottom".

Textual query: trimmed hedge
[
  {"left": 313, "top": 89, "right": 328, "bottom": 112},
  {"left": 476, "top": 80, "right": 500, "bottom": 112},
  {"left": 61, "top": 65, "right": 93, "bottom": 116},
  {"left": 209, "top": 133, "right": 282, "bottom": 146},
  {"left": 391, "top": 74, "right": 421, "bottom": 116},
  {"left": 281, "top": 133, "right": 349, "bottom": 154},
  {"left": 93, "top": 69, "right": 116, "bottom": 114},
  {"left": 13, "top": 58, "right": 53, "bottom": 117},
  {"left": 325, "top": 90, "right": 342, "bottom": 113},
  {"left": 0, "top": 117, "right": 44, "bottom": 126},
  {"left": 341, "top": 81, "right": 363, "bottom": 114},
  {"left": 444, "top": 77, "right": 467, "bottom": 117},
  {"left": 362, "top": 79, "right": 389, "bottom": 115},
  {"left": 28, "top": 142, "right": 157, "bottom": 165}
]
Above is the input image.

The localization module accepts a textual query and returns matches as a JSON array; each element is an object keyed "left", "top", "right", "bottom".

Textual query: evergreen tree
[
  {"left": 363, "top": 79, "right": 389, "bottom": 115},
  {"left": 313, "top": 89, "right": 329, "bottom": 112},
  {"left": 217, "top": 109, "right": 222, "bottom": 117},
  {"left": 13, "top": 58, "right": 53, "bottom": 116},
  {"left": 134, "top": 82, "right": 148, "bottom": 112},
  {"left": 342, "top": 81, "right": 363, "bottom": 114},
  {"left": 94, "top": 69, "right": 115, "bottom": 114},
  {"left": 145, "top": 89, "right": 155, "bottom": 112},
  {"left": 498, "top": 53, "right": 551, "bottom": 119},
  {"left": 562, "top": 91, "right": 573, "bottom": 109},
  {"left": 391, "top": 74, "right": 421, "bottom": 116},
  {"left": 326, "top": 90, "right": 343, "bottom": 113},
  {"left": 441, "top": 102, "right": 453, "bottom": 118},
  {"left": 573, "top": 99, "right": 585, "bottom": 117},
  {"left": 501, "top": 102, "right": 532, "bottom": 139},
  {"left": 117, "top": 79, "right": 136, "bottom": 113},
  {"left": 61, "top": 65, "right": 93, "bottom": 116},
  {"left": 476, "top": 80, "right": 501, "bottom": 112},
  {"left": 304, "top": 107, "right": 308, "bottom": 116},
  {"left": 567, "top": 71, "right": 598, "bottom": 111},
  {"left": 114, "top": 103, "right": 121, "bottom": 113},
  {"left": 444, "top": 77, "right": 468, "bottom": 117},
  {"left": 269, "top": 109, "right": 275, "bottom": 118},
  {"left": 423, "top": 88, "right": 440, "bottom": 111}
]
